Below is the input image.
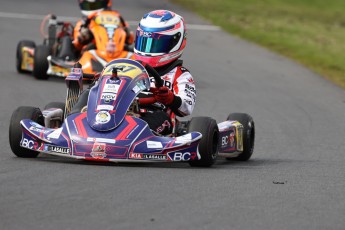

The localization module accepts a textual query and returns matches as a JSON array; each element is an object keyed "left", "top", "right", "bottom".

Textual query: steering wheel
[
  {"left": 144, "top": 64, "right": 163, "bottom": 88},
  {"left": 136, "top": 61, "right": 164, "bottom": 105},
  {"left": 136, "top": 61, "right": 164, "bottom": 88}
]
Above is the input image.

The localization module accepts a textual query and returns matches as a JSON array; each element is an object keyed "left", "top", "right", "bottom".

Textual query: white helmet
[{"left": 134, "top": 10, "right": 187, "bottom": 67}]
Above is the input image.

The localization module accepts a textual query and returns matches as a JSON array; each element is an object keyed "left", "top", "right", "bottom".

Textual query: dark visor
[{"left": 79, "top": 0, "right": 108, "bottom": 11}]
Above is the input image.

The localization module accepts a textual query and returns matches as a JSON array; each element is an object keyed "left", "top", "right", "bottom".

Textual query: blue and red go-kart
[{"left": 9, "top": 59, "right": 255, "bottom": 167}]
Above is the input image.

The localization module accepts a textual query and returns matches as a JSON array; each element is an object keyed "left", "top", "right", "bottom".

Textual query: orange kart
[{"left": 16, "top": 11, "right": 134, "bottom": 80}]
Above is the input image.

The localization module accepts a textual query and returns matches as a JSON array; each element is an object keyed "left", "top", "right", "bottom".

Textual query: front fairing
[
  {"left": 87, "top": 59, "right": 151, "bottom": 131},
  {"left": 64, "top": 113, "right": 155, "bottom": 159}
]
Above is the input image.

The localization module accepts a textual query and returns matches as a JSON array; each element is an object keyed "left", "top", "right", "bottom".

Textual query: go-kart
[
  {"left": 9, "top": 59, "right": 255, "bottom": 167},
  {"left": 16, "top": 11, "right": 133, "bottom": 80}
]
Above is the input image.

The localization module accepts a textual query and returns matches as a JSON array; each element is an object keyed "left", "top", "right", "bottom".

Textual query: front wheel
[
  {"left": 9, "top": 106, "right": 44, "bottom": 158},
  {"left": 187, "top": 117, "right": 219, "bottom": 167},
  {"left": 226, "top": 113, "right": 255, "bottom": 161},
  {"left": 33, "top": 45, "right": 50, "bottom": 80}
]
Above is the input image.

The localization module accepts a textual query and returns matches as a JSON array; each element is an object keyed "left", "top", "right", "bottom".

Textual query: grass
[{"left": 172, "top": 0, "right": 345, "bottom": 88}]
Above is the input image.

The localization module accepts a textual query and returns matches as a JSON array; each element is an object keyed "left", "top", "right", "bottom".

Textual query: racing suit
[
  {"left": 138, "top": 60, "right": 196, "bottom": 135},
  {"left": 72, "top": 11, "right": 134, "bottom": 52}
]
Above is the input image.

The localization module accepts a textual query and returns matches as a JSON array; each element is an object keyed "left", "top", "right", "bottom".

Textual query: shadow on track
[{"left": 7, "top": 154, "right": 300, "bottom": 170}]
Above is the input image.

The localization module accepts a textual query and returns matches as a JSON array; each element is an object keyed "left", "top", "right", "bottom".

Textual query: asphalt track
[{"left": 1, "top": 1, "right": 345, "bottom": 229}]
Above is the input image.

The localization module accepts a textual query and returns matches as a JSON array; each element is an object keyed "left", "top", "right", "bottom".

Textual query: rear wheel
[
  {"left": 33, "top": 45, "right": 50, "bottom": 80},
  {"left": 226, "top": 113, "right": 255, "bottom": 161},
  {"left": 187, "top": 117, "right": 219, "bottom": 167},
  {"left": 16, "top": 40, "right": 35, "bottom": 73},
  {"left": 9, "top": 106, "right": 44, "bottom": 158}
]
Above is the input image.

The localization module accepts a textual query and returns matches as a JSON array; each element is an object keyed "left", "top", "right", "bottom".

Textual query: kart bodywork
[{"left": 10, "top": 59, "right": 255, "bottom": 166}]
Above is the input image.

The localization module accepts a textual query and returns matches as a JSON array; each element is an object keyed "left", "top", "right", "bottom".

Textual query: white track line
[{"left": 0, "top": 12, "right": 220, "bottom": 31}]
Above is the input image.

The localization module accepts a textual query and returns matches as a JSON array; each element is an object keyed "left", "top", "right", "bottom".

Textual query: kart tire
[
  {"left": 226, "top": 113, "right": 255, "bottom": 161},
  {"left": 187, "top": 117, "right": 219, "bottom": 167},
  {"left": 33, "top": 45, "right": 50, "bottom": 80},
  {"left": 44, "top": 102, "right": 66, "bottom": 118},
  {"left": 16, "top": 40, "right": 36, "bottom": 73},
  {"left": 9, "top": 106, "right": 44, "bottom": 158}
]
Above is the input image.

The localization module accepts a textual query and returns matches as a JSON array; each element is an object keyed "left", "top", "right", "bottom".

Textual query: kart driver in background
[
  {"left": 70, "top": 10, "right": 196, "bottom": 136},
  {"left": 72, "top": 0, "right": 134, "bottom": 53},
  {"left": 133, "top": 10, "right": 196, "bottom": 135}
]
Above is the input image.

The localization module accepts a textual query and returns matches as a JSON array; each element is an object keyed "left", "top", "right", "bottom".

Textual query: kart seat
[{"left": 58, "top": 36, "right": 76, "bottom": 61}]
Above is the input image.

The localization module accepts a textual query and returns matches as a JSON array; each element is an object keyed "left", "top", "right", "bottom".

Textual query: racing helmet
[
  {"left": 134, "top": 10, "right": 187, "bottom": 67},
  {"left": 79, "top": 0, "right": 111, "bottom": 16}
]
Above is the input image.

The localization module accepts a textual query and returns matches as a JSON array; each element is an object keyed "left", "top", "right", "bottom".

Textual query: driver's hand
[
  {"left": 153, "top": 86, "right": 175, "bottom": 105},
  {"left": 78, "top": 27, "right": 92, "bottom": 45}
]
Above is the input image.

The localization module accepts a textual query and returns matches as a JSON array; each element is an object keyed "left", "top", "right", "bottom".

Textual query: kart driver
[
  {"left": 70, "top": 10, "right": 196, "bottom": 136},
  {"left": 72, "top": 0, "right": 134, "bottom": 53},
  {"left": 133, "top": 10, "right": 196, "bottom": 135}
]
